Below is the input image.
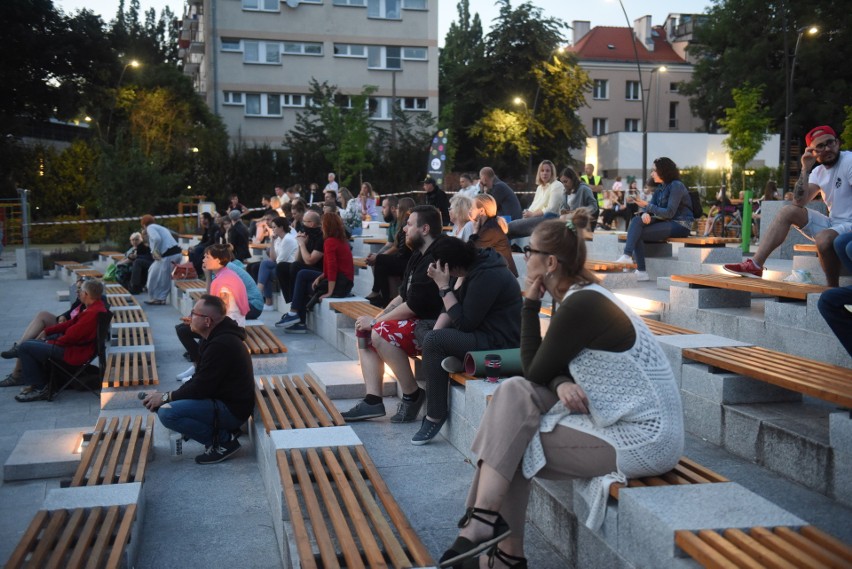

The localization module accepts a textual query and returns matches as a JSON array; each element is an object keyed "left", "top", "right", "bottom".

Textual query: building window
[
  {"left": 367, "top": 0, "right": 400, "bottom": 19},
  {"left": 401, "top": 97, "right": 427, "bottom": 111},
  {"left": 223, "top": 91, "right": 243, "bottom": 105},
  {"left": 245, "top": 93, "right": 282, "bottom": 117},
  {"left": 402, "top": 47, "right": 427, "bottom": 60},
  {"left": 242, "top": 0, "right": 279, "bottom": 11},
  {"left": 625, "top": 118, "right": 640, "bottom": 132},
  {"left": 333, "top": 0, "right": 366, "bottom": 5},
  {"left": 669, "top": 82, "right": 680, "bottom": 94},
  {"left": 333, "top": 43, "right": 367, "bottom": 57},
  {"left": 669, "top": 101, "right": 679, "bottom": 129},
  {"left": 368, "top": 46, "right": 401, "bottom": 70},
  {"left": 625, "top": 80, "right": 641, "bottom": 101},
  {"left": 592, "top": 118, "right": 608, "bottom": 136},
  {"left": 221, "top": 38, "right": 240, "bottom": 51},
  {"left": 282, "top": 94, "right": 310, "bottom": 107},
  {"left": 283, "top": 41, "right": 322, "bottom": 55},
  {"left": 242, "top": 40, "right": 281, "bottom": 64},
  {"left": 592, "top": 79, "right": 608, "bottom": 100},
  {"left": 402, "top": 0, "right": 426, "bottom": 8},
  {"left": 369, "top": 97, "right": 392, "bottom": 120},
  {"left": 300, "top": 0, "right": 322, "bottom": 3}
]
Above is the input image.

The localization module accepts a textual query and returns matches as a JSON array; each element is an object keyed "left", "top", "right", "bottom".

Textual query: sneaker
[
  {"left": 341, "top": 400, "right": 386, "bottom": 421},
  {"left": 15, "top": 385, "right": 50, "bottom": 403},
  {"left": 0, "top": 373, "right": 22, "bottom": 387},
  {"left": 615, "top": 254, "right": 633, "bottom": 264},
  {"left": 723, "top": 259, "right": 763, "bottom": 278},
  {"left": 441, "top": 356, "right": 464, "bottom": 373},
  {"left": 390, "top": 388, "right": 425, "bottom": 423},
  {"left": 411, "top": 417, "right": 446, "bottom": 446},
  {"left": 262, "top": 303, "right": 275, "bottom": 312},
  {"left": 1, "top": 343, "right": 19, "bottom": 359},
  {"left": 284, "top": 323, "right": 307, "bottom": 334},
  {"left": 195, "top": 436, "right": 241, "bottom": 464},
  {"left": 275, "top": 313, "right": 300, "bottom": 328},
  {"left": 176, "top": 365, "right": 195, "bottom": 381},
  {"left": 783, "top": 269, "right": 813, "bottom": 284},
  {"left": 635, "top": 270, "right": 650, "bottom": 282}
]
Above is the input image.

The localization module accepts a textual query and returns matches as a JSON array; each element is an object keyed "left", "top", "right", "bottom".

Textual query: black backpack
[{"left": 688, "top": 190, "right": 704, "bottom": 219}]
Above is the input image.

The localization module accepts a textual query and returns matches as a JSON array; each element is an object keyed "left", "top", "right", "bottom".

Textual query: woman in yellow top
[{"left": 506, "top": 160, "right": 565, "bottom": 238}]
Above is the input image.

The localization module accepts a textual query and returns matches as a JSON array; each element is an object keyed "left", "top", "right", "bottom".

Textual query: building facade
[{"left": 178, "top": 0, "right": 438, "bottom": 148}]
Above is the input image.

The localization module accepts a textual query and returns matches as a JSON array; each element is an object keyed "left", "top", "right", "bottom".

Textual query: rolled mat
[{"left": 463, "top": 348, "right": 524, "bottom": 377}]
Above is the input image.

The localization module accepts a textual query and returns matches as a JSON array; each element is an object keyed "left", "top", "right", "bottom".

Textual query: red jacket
[
  {"left": 323, "top": 237, "right": 355, "bottom": 284},
  {"left": 44, "top": 299, "right": 108, "bottom": 366}
]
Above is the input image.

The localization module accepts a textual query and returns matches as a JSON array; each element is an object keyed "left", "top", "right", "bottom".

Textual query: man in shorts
[
  {"left": 724, "top": 125, "right": 852, "bottom": 287},
  {"left": 342, "top": 206, "right": 445, "bottom": 423}
]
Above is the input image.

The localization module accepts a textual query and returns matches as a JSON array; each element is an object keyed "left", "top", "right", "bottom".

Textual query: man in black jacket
[
  {"left": 143, "top": 295, "right": 254, "bottom": 464},
  {"left": 423, "top": 176, "right": 450, "bottom": 226}
]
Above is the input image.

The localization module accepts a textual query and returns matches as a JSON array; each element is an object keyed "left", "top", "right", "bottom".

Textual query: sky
[{"left": 54, "top": 0, "right": 714, "bottom": 46}]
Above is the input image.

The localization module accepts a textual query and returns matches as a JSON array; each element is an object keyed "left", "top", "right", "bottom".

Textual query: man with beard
[
  {"left": 342, "top": 205, "right": 444, "bottom": 423},
  {"left": 275, "top": 210, "right": 324, "bottom": 313},
  {"left": 365, "top": 197, "right": 415, "bottom": 307},
  {"left": 724, "top": 125, "right": 852, "bottom": 287}
]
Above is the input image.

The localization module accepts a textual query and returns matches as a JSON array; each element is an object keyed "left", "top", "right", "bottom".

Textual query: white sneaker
[
  {"left": 262, "top": 304, "right": 275, "bottom": 312},
  {"left": 615, "top": 254, "right": 633, "bottom": 264},
  {"left": 783, "top": 269, "right": 813, "bottom": 284},
  {"left": 635, "top": 270, "right": 650, "bottom": 282},
  {"left": 176, "top": 365, "right": 195, "bottom": 381}
]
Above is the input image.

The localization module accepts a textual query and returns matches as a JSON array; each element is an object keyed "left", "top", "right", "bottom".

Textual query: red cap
[{"left": 805, "top": 125, "right": 836, "bottom": 147}]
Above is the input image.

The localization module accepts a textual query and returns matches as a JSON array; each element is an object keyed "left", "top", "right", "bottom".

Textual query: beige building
[{"left": 178, "top": 0, "right": 439, "bottom": 148}]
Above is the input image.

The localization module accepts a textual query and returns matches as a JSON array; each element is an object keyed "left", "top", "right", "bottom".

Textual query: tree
[
  {"left": 841, "top": 105, "right": 852, "bottom": 152},
  {"left": 470, "top": 108, "right": 530, "bottom": 167},
  {"left": 718, "top": 84, "right": 771, "bottom": 192}
]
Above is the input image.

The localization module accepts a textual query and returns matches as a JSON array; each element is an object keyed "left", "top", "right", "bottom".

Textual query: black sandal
[
  {"left": 486, "top": 547, "right": 527, "bottom": 568},
  {"left": 438, "top": 507, "right": 511, "bottom": 568}
]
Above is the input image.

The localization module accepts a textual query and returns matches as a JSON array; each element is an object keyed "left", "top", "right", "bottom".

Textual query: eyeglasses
[
  {"left": 813, "top": 138, "right": 837, "bottom": 152},
  {"left": 523, "top": 245, "right": 552, "bottom": 260},
  {"left": 189, "top": 311, "right": 212, "bottom": 320}
]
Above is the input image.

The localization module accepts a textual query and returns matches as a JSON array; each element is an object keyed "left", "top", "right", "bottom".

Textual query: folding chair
[{"left": 47, "top": 311, "right": 114, "bottom": 401}]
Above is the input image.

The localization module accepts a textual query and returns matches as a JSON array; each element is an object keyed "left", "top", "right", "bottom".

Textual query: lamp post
[
  {"left": 513, "top": 97, "right": 535, "bottom": 190},
  {"left": 782, "top": 25, "right": 818, "bottom": 193},
  {"left": 641, "top": 65, "right": 666, "bottom": 190},
  {"left": 106, "top": 60, "right": 141, "bottom": 141}
]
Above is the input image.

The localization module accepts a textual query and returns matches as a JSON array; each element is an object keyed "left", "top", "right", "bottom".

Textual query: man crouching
[{"left": 143, "top": 295, "right": 254, "bottom": 464}]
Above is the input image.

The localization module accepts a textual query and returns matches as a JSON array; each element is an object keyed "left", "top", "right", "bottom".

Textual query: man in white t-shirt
[
  {"left": 725, "top": 125, "right": 852, "bottom": 286},
  {"left": 324, "top": 172, "right": 339, "bottom": 195}
]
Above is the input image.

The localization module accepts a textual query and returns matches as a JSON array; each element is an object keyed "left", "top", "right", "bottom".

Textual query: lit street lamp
[
  {"left": 513, "top": 97, "right": 534, "bottom": 189},
  {"left": 106, "top": 60, "right": 141, "bottom": 140},
  {"left": 782, "top": 26, "right": 818, "bottom": 194}
]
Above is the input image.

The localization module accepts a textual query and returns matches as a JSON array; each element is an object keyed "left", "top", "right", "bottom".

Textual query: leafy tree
[
  {"left": 470, "top": 108, "right": 530, "bottom": 167},
  {"left": 718, "top": 84, "right": 771, "bottom": 192},
  {"left": 30, "top": 141, "right": 101, "bottom": 217},
  {"left": 841, "top": 105, "right": 852, "bottom": 152},
  {"left": 370, "top": 107, "right": 436, "bottom": 194}
]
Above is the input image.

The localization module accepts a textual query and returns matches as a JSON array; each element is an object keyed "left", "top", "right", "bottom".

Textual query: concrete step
[{"left": 307, "top": 360, "right": 398, "bottom": 399}]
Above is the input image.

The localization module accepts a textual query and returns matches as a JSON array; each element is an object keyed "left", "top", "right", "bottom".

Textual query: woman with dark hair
[
  {"left": 438, "top": 209, "right": 684, "bottom": 568},
  {"left": 615, "top": 157, "right": 693, "bottom": 281},
  {"left": 365, "top": 198, "right": 415, "bottom": 307},
  {"left": 507, "top": 160, "right": 565, "bottom": 238},
  {"left": 257, "top": 217, "right": 298, "bottom": 309},
  {"left": 559, "top": 166, "right": 599, "bottom": 230},
  {"left": 190, "top": 212, "right": 219, "bottom": 275},
  {"left": 414, "top": 237, "right": 522, "bottom": 445},
  {"left": 277, "top": 213, "right": 355, "bottom": 333},
  {"left": 469, "top": 193, "right": 518, "bottom": 277}
]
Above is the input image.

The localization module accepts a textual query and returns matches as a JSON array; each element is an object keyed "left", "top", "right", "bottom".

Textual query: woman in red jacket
[
  {"left": 13, "top": 279, "right": 108, "bottom": 402},
  {"left": 277, "top": 213, "right": 355, "bottom": 333}
]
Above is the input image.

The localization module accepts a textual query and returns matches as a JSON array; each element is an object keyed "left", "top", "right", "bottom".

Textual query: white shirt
[
  {"left": 809, "top": 151, "right": 852, "bottom": 220},
  {"left": 324, "top": 180, "right": 339, "bottom": 193},
  {"left": 275, "top": 233, "right": 298, "bottom": 263}
]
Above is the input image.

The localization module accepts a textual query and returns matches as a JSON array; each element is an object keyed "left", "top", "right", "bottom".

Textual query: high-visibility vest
[{"left": 582, "top": 175, "right": 604, "bottom": 207}]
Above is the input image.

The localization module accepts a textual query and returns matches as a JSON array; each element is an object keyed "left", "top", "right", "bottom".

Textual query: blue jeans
[
  {"left": 257, "top": 259, "right": 278, "bottom": 300},
  {"left": 290, "top": 268, "right": 323, "bottom": 321},
  {"left": 623, "top": 217, "right": 691, "bottom": 270},
  {"left": 17, "top": 340, "right": 64, "bottom": 388},
  {"left": 157, "top": 399, "right": 243, "bottom": 447},
  {"left": 817, "top": 286, "right": 852, "bottom": 359},
  {"left": 833, "top": 231, "right": 852, "bottom": 273}
]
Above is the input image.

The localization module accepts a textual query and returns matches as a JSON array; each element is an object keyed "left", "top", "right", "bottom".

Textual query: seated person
[
  {"left": 469, "top": 193, "right": 518, "bottom": 277},
  {"left": 116, "top": 232, "right": 152, "bottom": 293},
  {"left": 413, "top": 237, "right": 521, "bottom": 445},
  {"left": 507, "top": 160, "right": 564, "bottom": 238},
  {"left": 600, "top": 189, "right": 636, "bottom": 230},
  {"left": 190, "top": 212, "right": 218, "bottom": 276},
  {"left": 702, "top": 188, "right": 736, "bottom": 236},
  {"left": 144, "top": 295, "right": 254, "bottom": 465},
  {"left": 365, "top": 197, "right": 414, "bottom": 307},
  {"left": 8, "top": 279, "right": 108, "bottom": 402},
  {"left": 227, "top": 210, "right": 251, "bottom": 263},
  {"left": 560, "top": 167, "right": 599, "bottom": 233},
  {"left": 449, "top": 193, "right": 475, "bottom": 242},
  {"left": 342, "top": 206, "right": 445, "bottom": 423},
  {"left": 257, "top": 217, "right": 298, "bottom": 309},
  {"left": 438, "top": 210, "right": 683, "bottom": 567},
  {"left": 275, "top": 210, "right": 324, "bottom": 309}
]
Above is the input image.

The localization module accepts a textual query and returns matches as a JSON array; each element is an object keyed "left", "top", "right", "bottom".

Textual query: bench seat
[
  {"left": 328, "top": 300, "right": 382, "bottom": 320},
  {"left": 74, "top": 269, "right": 104, "bottom": 279},
  {"left": 255, "top": 374, "right": 344, "bottom": 432},
  {"left": 103, "top": 351, "right": 159, "bottom": 388},
  {"left": 110, "top": 309, "right": 148, "bottom": 325},
  {"left": 671, "top": 273, "right": 827, "bottom": 301},
  {"left": 610, "top": 456, "right": 727, "bottom": 499},
  {"left": 105, "top": 295, "right": 139, "bottom": 308},
  {"left": 104, "top": 284, "right": 130, "bottom": 295},
  {"left": 668, "top": 237, "right": 741, "bottom": 247},
  {"left": 71, "top": 415, "right": 154, "bottom": 487},
  {"left": 113, "top": 326, "right": 153, "bottom": 347},
  {"left": 794, "top": 243, "right": 818, "bottom": 253},
  {"left": 641, "top": 318, "right": 697, "bottom": 336},
  {"left": 586, "top": 259, "right": 637, "bottom": 271},
  {"left": 174, "top": 279, "right": 206, "bottom": 291},
  {"left": 244, "top": 324, "right": 288, "bottom": 355}
]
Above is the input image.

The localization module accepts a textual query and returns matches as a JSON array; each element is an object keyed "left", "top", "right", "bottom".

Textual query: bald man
[{"left": 276, "top": 210, "right": 325, "bottom": 312}]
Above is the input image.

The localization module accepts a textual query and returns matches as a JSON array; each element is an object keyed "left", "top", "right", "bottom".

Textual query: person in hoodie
[
  {"left": 412, "top": 237, "right": 521, "bottom": 445},
  {"left": 144, "top": 295, "right": 254, "bottom": 465}
]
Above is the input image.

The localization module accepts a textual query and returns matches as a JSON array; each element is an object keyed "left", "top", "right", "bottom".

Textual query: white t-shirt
[
  {"left": 809, "top": 151, "right": 852, "bottom": 220},
  {"left": 274, "top": 233, "right": 298, "bottom": 263},
  {"left": 324, "top": 180, "right": 339, "bottom": 194}
]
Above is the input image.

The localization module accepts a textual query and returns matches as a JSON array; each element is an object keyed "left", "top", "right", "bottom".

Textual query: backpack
[{"left": 688, "top": 190, "right": 704, "bottom": 219}]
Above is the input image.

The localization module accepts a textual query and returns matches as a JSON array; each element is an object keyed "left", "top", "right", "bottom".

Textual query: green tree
[
  {"left": 718, "top": 84, "right": 771, "bottom": 192},
  {"left": 470, "top": 108, "right": 530, "bottom": 164},
  {"left": 841, "top": 105, "right": 852, "bottom": 151},
  {"left": 30, "top": 141, "right": 101, "bottom": 217}
]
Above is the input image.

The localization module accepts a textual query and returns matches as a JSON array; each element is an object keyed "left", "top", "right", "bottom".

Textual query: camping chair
[{"left": 47, "top": 311, "right": 114, "bottom": 401}]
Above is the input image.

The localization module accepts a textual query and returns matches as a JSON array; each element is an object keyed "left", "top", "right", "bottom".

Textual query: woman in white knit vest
[{"left": 439, "top": 209, "right": 684, "bottom": 569}]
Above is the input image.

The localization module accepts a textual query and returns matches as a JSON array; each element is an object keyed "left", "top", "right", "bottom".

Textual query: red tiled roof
[{"left": 569, "top": 26, "right": 686, "bottom": 64}]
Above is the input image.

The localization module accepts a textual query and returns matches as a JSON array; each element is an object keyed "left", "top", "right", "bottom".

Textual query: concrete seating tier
[
  {"left": 70, "top": 415, "right": 154, "bottom": 487},
  {"left": 254, "top": 374, "right": 344, "bottom": 433},
  {"left": 675, "top": 525, "right": 852, "bottom": 569},
  {"left": 103, "top": 351, "right": 159, "bottom": 389},
  {"left": 244, "top": 324, "right": 288, "bottom": 355},
  {"left": 671, "top": 273, "right": 828, "bottom": 301}
]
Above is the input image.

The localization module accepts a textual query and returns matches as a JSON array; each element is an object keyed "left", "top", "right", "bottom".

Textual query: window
[
  {"left": 242, "top": 0, "right": 279, "bottom": 11},
  {"left": 223, "top": 91, "right": 243, "bottom": 105},
  {"left": 669, "top": 82, "right": 680, "bottom": 94},
  {"left": 283, "top": 42, "right": 322, "bottom": 55},
  {"left": 592, "top": 118, "right": 608, "bottom": 136},
  {"left": 592, "top": 79, "right": 608, "bottom": 100},
  {"left": 300, "top": 0, "right": 322, "bottom": 3},
  {"left": 401, "top": 97, "right": 427, "bottom": 111},
  {"left": 245, "top": 93, "right": 282, "bottom": 117},
  {"left": 333, "top": 0, "right": 366, "bottom": 5},
  {"left": 402, "top": 47, "right": 427, "bottom": 60},
  {"left": 402, "top": 0, "right": 426, "bottom": 8},
  {"left": 625, "top": 80, "right": 641, "bottom": 101},
  {"left": 282, "top": 94, "right": 310, "bottom": 107},
  {"left": 625, "top": 118, "right": 640, "bottom": 132},
  {"left": 369, "top": 97, "right": 392, "bottom": 120},
  {"left": 334, "top": 43, "right": 367, "bottom": 57},
  {"left": 367, "top": 0, "right": 400, "bottom": 19},
  {"left": 668, "top": 101, "right": 679, "bottom": 129},
  {"left": 221, "top": 38, "right": 240, "bottom": 51},
  {"left": 368, "top": 46, "right": 401, "bottom": 69},
  {"left": 242, "top": 40, "right": 281, "bottom": 63}
]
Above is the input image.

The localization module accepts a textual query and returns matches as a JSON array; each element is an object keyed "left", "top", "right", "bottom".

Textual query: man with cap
[
  {"left": 226, "top": 209, "right": 251, "bottom": 262},
  {"left": 724, "top": 125, "right": 852, "bottom": 287},
  {"left": 422, "top": 176, "right": 450, "bottom": 226}
]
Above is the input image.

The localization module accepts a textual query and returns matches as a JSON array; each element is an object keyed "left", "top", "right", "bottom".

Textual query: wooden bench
[
  {"left": 105, "top": 295, "right": 139, "bottom": 308},
  {"left": 682, "top": 345, "right": 852, "bottom": 409},
  {"left": 794, "top": 243, "right": 818, "bottom": 254},
  {"left": 668, "top": 237, "right": 741, "bottom": 247},
  {"left": 586, "top": 259, "right": 637, "bottom": 271},
  {"left": 71, "top": 415, "right": 154, "bottom": 487},
  {"left": 174, "top": 279, "right": 206, "bottom": 291},
  {"left": 74, "top": 269, "right": 104, "bottom": 279},
  {"left": 110, "top": 309, "right": 148, "bottom": 325},
  {"left": 245, "top": 324, "right": 288, "bottom": 355},
  {"left": 676, "top": 525, "right": 852, "bottom": 569},
  {"left": 609, "top": 456, "right": 728, "bottom": 499},
  {"left": 277, "top": 443, "right": 434, "bottom": 568},
  {"left": 640, "top": 317, "right": 698, "bottom": 336},
  {"left": 113, "top": 326, "right": 153, "bottom": 347},
  {"left": 671, "top": 273, "right": 828, "bottom": 301},
  {"left": 328, "top": 300, "right": 382, "bottom": 320},
  {"left": 254, "top": 374, "right": 344, "bottom": 432},
  {"left": 104, "top": 284, "right": 130, "bottom": 295},
  {"left": 103, "top": 351, "right": 159, "bottom": 388}
]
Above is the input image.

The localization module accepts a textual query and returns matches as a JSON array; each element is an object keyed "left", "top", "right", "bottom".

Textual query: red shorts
[{"left": 373, "top": 319, "right": 422, "bottom": 357}]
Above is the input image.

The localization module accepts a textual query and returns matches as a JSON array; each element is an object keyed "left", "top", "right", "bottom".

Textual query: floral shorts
[{"left": 372, "top": 319, "right": 422, "bottom": 357}]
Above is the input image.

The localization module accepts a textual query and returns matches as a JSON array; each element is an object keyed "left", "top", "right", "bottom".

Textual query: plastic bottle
[{"left": 169, "top": 430, "right": 183, "bottom": 460}]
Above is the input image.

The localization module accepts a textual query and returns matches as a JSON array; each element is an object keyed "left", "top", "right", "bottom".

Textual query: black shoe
[
  {"left": 195, "top": 436, "right": 241, "bottom": 464},
  {"left": 1, "top": 343, "right": 19, "bottom": 359},
  {"left": 390, "top": 388, "right": 425, "bottom": 423},
  {"left": 341, "top": 400, "right": 386, "bottom": 421},
  {"left": 439, "top": 507, "right": 512, "bottom": 568},
  {"left": 411, "top": 417, "right": 446, "bottom": 445}
]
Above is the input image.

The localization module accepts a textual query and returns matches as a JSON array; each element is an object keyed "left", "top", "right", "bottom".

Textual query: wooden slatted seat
[
  {"left": 188, "top": 290, "right": 205, "bottom": 302},
  {"left": 671, "top": 273, "right": 828, "bottom": 301},
  {"left": 254, "top": 374, "right": 344, "bottom": 432},
  {"left": 105, "top": 295, "right": 139, "bottom": 308},
  {"left": 103, "top": 351, "right": 159, "bottom": 388},
  {"left": 609, "top": 456, "right": 728, "bottom": 499},
  {"left": 104, "top": 284, "right": 130, "bottom": 294},
  {"left": 675, "top": 525, "right": 852, "bottom": 569},
  {"left": 794, "top": 243, "right": 818, "bottom": 253},
  {"left": 668, "top": 237, "right": 741, "bottom": 247},
  {"left": 277, "top": 443, "right": 434, "bottom": 569},
  {"left": 363, "top": 237, "right": 388, "bottom": 245},
  {"left": 110, "top": 309, "right": 148, "bottom": 324},
  {"left": 328, "top": 300, "right": 382, "bottom": 320},
  {"left": 640, "top": 317, "right": 698, "bottom": 336},
  {"left": 682, "top": 345, "right": 852, "bottom": 408},
  {"left": 113, "top": 326, "right": 153, "bottom": 347},
  {"left": 71, "top": 415, "right": 154, "bottom": 487},
  {"left": 586, "top": 259, "right": 637, "bottom": 271},
  {"left": 244, "top": 324, "right": 288, "bottom": 355},
  {"left": 174, "top": 279, "right": 206, "bottom": 291},
  {"left": 54, "top": 260, "right": 85, "bottom": 268},
  {"left": 75, "top": 269, "right": 104, "bottom": 279}
]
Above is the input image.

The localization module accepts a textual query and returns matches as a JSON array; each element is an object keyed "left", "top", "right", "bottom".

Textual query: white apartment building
[{"left": 178, "top": 0, "right": 439, "bottom": 148}]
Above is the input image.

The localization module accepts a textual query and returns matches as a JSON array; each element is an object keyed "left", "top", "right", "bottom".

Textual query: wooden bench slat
[
  {"left": 284, "top": 375, "right": 320, "bottom": 429},
  {"left": 793, "top": 243, "right": 818, "bottom": 253},
  {"left": 585, "top": 259, "right": 636, "bottom": 271},
  {"left": 87, "top": 505, "right": 122, "bottom": 569},
  {"left": 45, "top": 508, "right": 87, "bottom": 569},
  {"left": 67, "top": 506, "right": 102, "bottom": 569},
  {"left": 669, "top": 237, "right": 741, "bottom": 246},
  {"left": 640, "top": 317, "right": 698, "bottom": 336},
  {"left": 105, "top": 503, "right": 137, "bottom": 569},
  {"left": 671, "top": 273, "right": 827, "bottom": 301},
  {"left": 329, "top": 301, "right": 382, "bottom": 321},
  {"left": 771, "top": 527, "right": 846, "bottom": 568},
  {"left": 277, "top": 450, "right": 325, "bottom": 569},
  {"left": 253, "top": 324, "right": 288, "bottom": 353},
  {"left": 6, "top": 509, "right": 51, "bottom": 569},
  {"left": 723, "top": 528, "right": 798, "bottom": 569},
  {"left": 674, "top": 530, "right": 742, "bottom": 569},
  {"left": 99, "top": 416, "right": 130, "bottom": 486},
  {"left": 749, "top": 526, "right": 830, "bottom": 569},
  {"left": 799, "top": 526, "right": 852, "bottom": 563},
  {"left": 609, "top": 456, "right": 727, "bottom": 499}
]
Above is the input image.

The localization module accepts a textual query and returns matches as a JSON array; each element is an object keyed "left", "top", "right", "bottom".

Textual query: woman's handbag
[{"left": 171, "top": 261, "right": 198, "bottom": 280}]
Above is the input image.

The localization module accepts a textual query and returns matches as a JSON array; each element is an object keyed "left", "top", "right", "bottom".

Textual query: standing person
[
  {"left": 365, "top": 197, "right": 414, "bottom": 307},
  {"left": 257, "top": 217, "right": 298, "bottom": 309},
  {"left": 423, "top": 176, "right": 451, "bottom": 226},
  {"left": 581, "top": 163, "right": 604, "bottom": 212},
  {"left": 560, "top": 167, "right": 599, "bottom": 232},
  {"left": 226, "top": 209, "right": 250, "bottom": 262},
  {"left": 469, "top": 194, "right": 517, "bottom": 277},
  {"left": 141, "top": 215, "right": 183, "bottom": 305},
  {"left": 275, "top": 210, "right": 324, "bottom": 312},
  {"left": 324, "top": 172, "right": 339, "bottom": 195},
  {"left": 479, "top": 167, "right": 522, "bottom": 221},
  {"left": 341, "top": 206, "right": 445, "bottom": 422},
  {"left": 438, "top": 210, "right": 684, "bottom": 567},
  {"left": 227, "top": 194, "right": 248, "bottom": 215},
  {"left": 144, "top": 295, "right": 254, "bottom": 465},
  {"left": 458, "top": 173, "right": 480, "bottom": 199},
  {"left": 724, "top": 126, "right": 852, "bottom": 287},
  {"left": 507, "top": 160, "right": 565, "bottom": 238},
  {"left": 615, "top": 157, "right": 694, "bottom": 281}
]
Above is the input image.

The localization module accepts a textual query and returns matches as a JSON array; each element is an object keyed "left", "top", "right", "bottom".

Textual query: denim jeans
[
  {"left": 623, "top": 217, "right": 691, "bottom": 270},
  {"left": 257, "top": 259, "right": 278, "bottom": 300},
  {"left": 157, "top": 398, "right": 244, "bottom": 447},
  {"left": 834, "top": 231, "right": 852, "bottom": 273},
  {"left": 17, "top": 340, "right": 65, "bottom": 388},
  {"left": 817, "top": 286, "right": 852, "bottom": 358},
  {"left": 290, "top": 268, "right": 323, "bottom": 321}
]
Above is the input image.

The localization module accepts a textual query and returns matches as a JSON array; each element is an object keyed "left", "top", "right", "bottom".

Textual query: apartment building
[{"left": 178, "top": 0, "right": 439, "bottom": 148}]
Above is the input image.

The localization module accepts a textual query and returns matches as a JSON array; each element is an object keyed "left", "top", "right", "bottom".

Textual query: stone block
[
  {"left": 680, "top": 391, "right": 723, "bottom": 445},
  {"left": 759, "top": 421, "right": 831, "bottom": 494},
  {"left": 669, "top": 285, "right": 751, "bottom": 310},
  {"left": 337, "top": 327, "right": 359, "bottom": 360},
  {"left": 722, "top": 406, "right": 761, "bottom": 461},
  {"left": 4, "top": 427, "right": 86, "bottom": 481},
  {"left": 528, "top": 478, "right": 579, "bottom": 560},
  {"left": 676, "top": 245, "right": 741, "bottom": 264},
  {"left": 617, "top": 483, "right": 804, "bottom": 569},
  {"left": 585, "top": 233, "right": 624, "bottom": 260},
  {"left": 656, "top": 334, "right": 750, "bottom": 386},
  {"left": 251, "top": 354, "right": 288, "bottom": 376},
  {"left": 680, "top": 364, "right": 801, "bottom": 405},
  {"left": 100, "top": 388, "right": 150, "bottom": 410},
  {"left": 445, "top": 411, "right": 477, "bottom": 462},
  {"left": 763, "top": 298, "right": 808, "bottom": 328},
  {"left": 307, "top": 360, "right": 397, "bottom": 399},
  {"left": 448, "top": 383, "right": 466, "bottom": 418},
  {"left": 596, "top": 271, "right": 638, "bottom": 289},
  {"left": 829, "top": 447, "right": 852, "bottom": 508},
  {"left": 464, "top": 379, "right": 501, "bottom": 427},
  {"left": 270, "top": 426, "right": 362, "bottom": 450},
  {"left": 576, "top": 520, "right": 635, "bottom": 569},
  {"left": 16, "top": 248, "right": 44, "bottom": 279},
  {"left": 829, "top": 411, "right": 852, "bottom": 450}
]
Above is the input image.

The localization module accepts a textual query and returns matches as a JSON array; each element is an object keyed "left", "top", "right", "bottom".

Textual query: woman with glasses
[
  {"left": 615, "top": 157, "right": 694, "bottom": 281},
  {"left": 439, "top": 209, "right": 683, "bottom": 568}
]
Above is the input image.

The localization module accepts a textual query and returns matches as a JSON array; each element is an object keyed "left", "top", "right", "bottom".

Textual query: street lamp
[
  {"left": 106, "top": 60, "right": 141, "bottom": 140},
  {"left": 513, "top": 97, "right": 534, "bottom": 189},
  {"left": 642, "top": 65, "right": 667, "bottom": 186},
  {"left": 782, "top": 25, "right": 818, "bottom": 193}
]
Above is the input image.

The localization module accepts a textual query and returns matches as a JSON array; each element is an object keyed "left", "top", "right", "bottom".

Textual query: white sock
[{"left": 287, "top": 311, "right": 297, "bottom": 317}]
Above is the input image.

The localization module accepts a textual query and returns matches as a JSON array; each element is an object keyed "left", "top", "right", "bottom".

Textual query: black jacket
[
  {"left": 172, "top": 317, "right": 255, "bottom": 421},
  {"left": 490, "top": 178, "right": 523, "bottom": 221},
  {"left": 400, "top": 235, "right": 444, "bottom": 319},
  {"left": 425, "top": 188, "right": 451, "bottom": 227},
  {"left": 229, "top": 221, "right": 251, "bottom": 261}
]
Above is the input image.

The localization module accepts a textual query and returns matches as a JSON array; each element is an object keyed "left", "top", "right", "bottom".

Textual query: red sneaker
[{"left": 723, "top": 259, "right": 763, "bottom": 278}]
